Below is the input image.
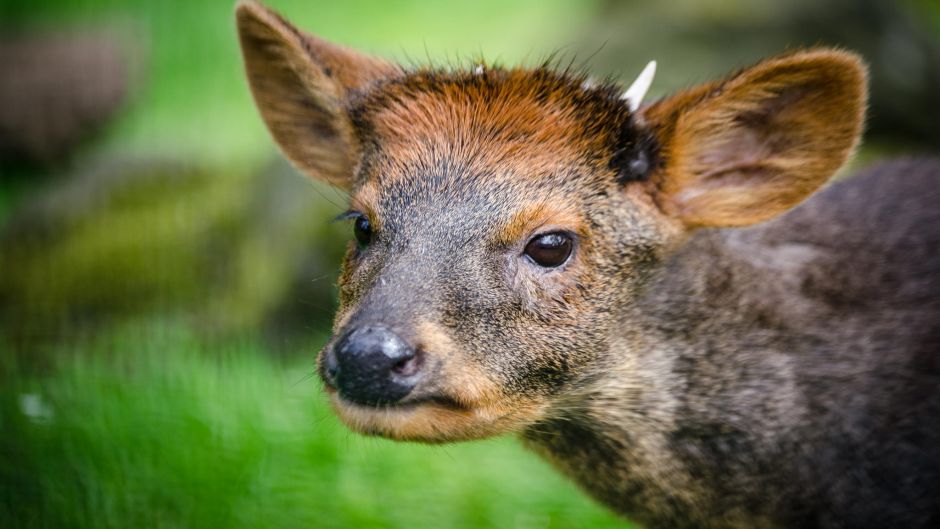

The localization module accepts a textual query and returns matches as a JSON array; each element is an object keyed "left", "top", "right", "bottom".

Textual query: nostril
[
  {"left": 326, "top": 362, "right": 339, "bottom": 381},
  {"left": 391, "top": 351, "right": 423, "bottom": 378},
  {"left": 323, "top": 348, "right": 340, "bottom": 384}
]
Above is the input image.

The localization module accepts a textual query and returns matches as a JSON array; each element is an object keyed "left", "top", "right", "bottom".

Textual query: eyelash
[{"left": 333, "top": 210, "right": 363, "bottom": 222}]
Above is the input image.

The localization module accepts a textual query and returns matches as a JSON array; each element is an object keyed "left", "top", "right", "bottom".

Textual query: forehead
[{"left": 347, "top": 66, "right": 641, "bottom": 195}]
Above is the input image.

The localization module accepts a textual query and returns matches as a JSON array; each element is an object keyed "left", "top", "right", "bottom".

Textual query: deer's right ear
[
  {"left": 639, "top": 49, "right": 867, "bottom": 228},
  {"left": 236, "top": 0, "right": 399, "bottom": 189}
]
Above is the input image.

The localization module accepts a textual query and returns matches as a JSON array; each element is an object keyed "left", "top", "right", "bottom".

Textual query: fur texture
[{"left": 236, "top": 2, "right": 939, "bottom": 527}]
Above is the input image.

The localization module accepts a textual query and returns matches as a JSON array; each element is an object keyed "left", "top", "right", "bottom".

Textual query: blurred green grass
[{"left": 0, "top": 324, "right": 628, "bottom": 529}]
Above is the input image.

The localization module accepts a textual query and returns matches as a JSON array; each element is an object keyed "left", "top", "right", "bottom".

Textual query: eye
[
  {"left": 523, "top": 232, "right": 574, "bottom": 268},
  {"left": 353, "top": 215, "right": 372, "bottom": 248}
]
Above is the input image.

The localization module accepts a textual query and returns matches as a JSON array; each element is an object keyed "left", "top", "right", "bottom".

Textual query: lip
[{"left": 327, "top": 387, "right": 468, "bottom": 412}]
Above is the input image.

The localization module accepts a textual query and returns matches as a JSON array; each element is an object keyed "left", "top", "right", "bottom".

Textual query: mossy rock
[{"left": 0, "top": 156, "right": 348, "bottom": 342}]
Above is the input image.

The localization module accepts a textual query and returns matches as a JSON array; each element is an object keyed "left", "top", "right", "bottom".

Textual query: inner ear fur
[
  {"left": 642, "top": 49, "right": 868, "bottom": 228},
  {"left": 235, "top": 0, "right": 400, "bottom": 188}
]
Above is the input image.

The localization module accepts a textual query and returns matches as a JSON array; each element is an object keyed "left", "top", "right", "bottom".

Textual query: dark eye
[
  {"left": 354, "top": 215, "right": 372, "bottom": 248},
  {"left": 524, "top": 232, "right": 573, "bottom": 268}
]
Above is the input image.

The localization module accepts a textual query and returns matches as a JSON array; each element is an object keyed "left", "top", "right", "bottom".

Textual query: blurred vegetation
[
  {"left": 0, "top": 0, "right": 597, "bottom": 164},
  {"left": 0, "top": 158, "right": 349, "bottom": 345},
  {"left": 0, "top": 324, "right": 624, "bottom": 529},
  {"left": 0, "top": 0, "right": 938, "bottom": 528}
]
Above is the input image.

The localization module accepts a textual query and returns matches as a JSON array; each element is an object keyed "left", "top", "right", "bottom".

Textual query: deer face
[
  {"left": 237, "top": 0, "right": 866, "bottom": 442},
  {"left": 318, "top": 67, "right": 677, "bottom": 441}
]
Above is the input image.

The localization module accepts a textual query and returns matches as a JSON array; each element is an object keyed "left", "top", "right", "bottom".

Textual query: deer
[{"left": 235, "top": 1, "right": 940, "bottom": 528}]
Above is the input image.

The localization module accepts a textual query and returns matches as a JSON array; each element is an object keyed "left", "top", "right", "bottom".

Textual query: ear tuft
[
  {"left": 236, "top": 0, "right": 399, "bottom": 189},
  {"left": 643, "top": 49, "right": 868, "bottom": 228}
]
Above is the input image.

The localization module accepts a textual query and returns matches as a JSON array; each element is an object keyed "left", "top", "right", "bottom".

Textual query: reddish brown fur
[
  {"left": 642, "top": 51, "right": 867, "bottom": 227},
  {"left": 236, "top": 1, "right": 400, "bottom": 187},
  {"left": 346, "top": 67, "right": 638, "bottom": 190}
]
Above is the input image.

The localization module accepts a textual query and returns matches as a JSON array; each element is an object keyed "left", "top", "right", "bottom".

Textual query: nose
[{"left": 325, "top": 326, "right": 423, "bottom": 406}]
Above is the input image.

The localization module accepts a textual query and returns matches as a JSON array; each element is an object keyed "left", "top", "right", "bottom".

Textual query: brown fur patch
[
  {"left": 236, "top": 0, "right": 401, "bottom": 188},
  {"left": 495, "top": 202, "right": 586, "bottom": 247},
  {"left": 346, "top": 66, "right": 645, "bottom": 190},
  {"left": 641, "top": 49, "right": 868, "bottom": 228},
  {"left": 329, "top": 394, "right": 548, "bottom": 443},
  {"left": 347, "top": 180, "right": 382, "bottom": 228}
]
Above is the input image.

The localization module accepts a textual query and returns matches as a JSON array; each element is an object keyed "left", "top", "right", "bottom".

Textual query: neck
[{"left": 522, "top": 227, "right": 812, "bottom": 528}]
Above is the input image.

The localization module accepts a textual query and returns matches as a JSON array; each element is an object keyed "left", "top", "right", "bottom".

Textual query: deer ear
[
  {"left": 236, "top": 0, "right": 399, "bottom": 189},
  {"left": 642, "top": 49, "right": 867, "bottom": 228}
]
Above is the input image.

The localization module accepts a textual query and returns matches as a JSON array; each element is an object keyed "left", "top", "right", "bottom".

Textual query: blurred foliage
[
  {"left": 579, "top": 0, "right": 940, "bottom": 152},
  {"left": 0, "top": 158, "right": 349, "bottom": 344},
  {"left": 0, "top": 0, "right": 597, "bottom": 164},
  {"left": 0, "top": 30, "right": 129, "bottom": 166},
  {"left": 0, "top": 324, "right": 627, "bottom": 529}
]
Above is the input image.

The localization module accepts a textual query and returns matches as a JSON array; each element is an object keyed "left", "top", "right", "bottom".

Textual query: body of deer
[{"left": 236, "top": 2, "right": 940, "bottom": 527}]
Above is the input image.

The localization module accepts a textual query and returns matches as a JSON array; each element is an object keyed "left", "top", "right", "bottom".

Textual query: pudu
[{"left": 236, "top": 2, "right": 940, "bottom": 528}]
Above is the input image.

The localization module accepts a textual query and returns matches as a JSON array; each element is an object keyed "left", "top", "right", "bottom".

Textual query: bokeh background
[{"left": 1, "top": 1, "right": 938, "bottom": 528}]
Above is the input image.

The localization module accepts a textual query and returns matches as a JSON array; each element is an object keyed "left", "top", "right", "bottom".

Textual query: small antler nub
[{"left": 622, "top": 60, "right": 657, "bottom": 112}]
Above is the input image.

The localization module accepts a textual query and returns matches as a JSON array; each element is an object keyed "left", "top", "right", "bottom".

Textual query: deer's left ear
[{"left": 641, "top": 49, "right": 867, "bottom": 228}]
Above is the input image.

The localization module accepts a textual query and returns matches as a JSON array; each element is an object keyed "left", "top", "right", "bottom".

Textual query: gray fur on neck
[{"left": 525, "top": 158, "right": 940, "bottom": 529}]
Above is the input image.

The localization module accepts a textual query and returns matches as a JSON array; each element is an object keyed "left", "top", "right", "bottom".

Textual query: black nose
[{"left": 326, "top": 326, "right": 422, "bottom": 406}]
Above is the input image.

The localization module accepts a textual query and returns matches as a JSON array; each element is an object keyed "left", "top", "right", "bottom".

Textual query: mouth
[
  {"left": 324, "top": 387, "right": 478, "bottom": 442},
  {"left": 322, "top": 384, "right": 468, "bottom": 412},
  {"left": 316, "top": 339, "right": 548, "bottom": 442}
]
